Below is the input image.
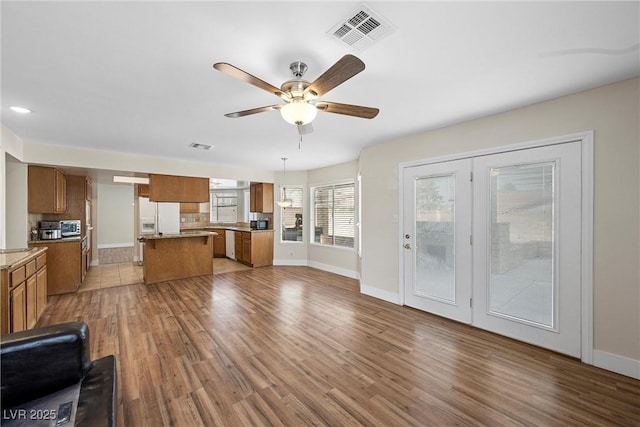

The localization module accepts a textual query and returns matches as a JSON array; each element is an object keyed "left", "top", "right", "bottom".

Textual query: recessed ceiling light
[
  {"left": 10, "top": 106, "right": 32, "bottom": 114},
  {"left": 189, "top": 142, "right": 214, "bottom": 150}
]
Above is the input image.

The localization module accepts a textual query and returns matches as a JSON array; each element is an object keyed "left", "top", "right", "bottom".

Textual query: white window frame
[{"left": 309, "top": 181, "right": 356, "bottom": 250}]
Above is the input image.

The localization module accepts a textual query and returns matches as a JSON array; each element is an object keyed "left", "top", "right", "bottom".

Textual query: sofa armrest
[
  {"left": 75, "top": 355, "right": 118, "bottom": 427},
  {"left": 1, "top": 322, "right": 92, "bottom": 409}
]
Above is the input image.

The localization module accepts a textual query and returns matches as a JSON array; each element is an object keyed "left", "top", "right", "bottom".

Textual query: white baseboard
[
  {"left": 97, "top": 242, "right": 134, "bottom": 249},
  {"left": 306, "top": 260, "right": 360, "bottom": 280},
  {"left": 360, "top": 284, "right": 401, "bottom": 305},
  {"left": 593, "top": 350, "right": 640, "bottom": 379},
  {"left": 273, "top": 259, "right": 308, "bottom": 267}
]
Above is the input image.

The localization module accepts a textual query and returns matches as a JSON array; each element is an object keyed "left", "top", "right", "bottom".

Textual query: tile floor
[{"left": 78, "top": 258, "right": 250, "bottom": 292}]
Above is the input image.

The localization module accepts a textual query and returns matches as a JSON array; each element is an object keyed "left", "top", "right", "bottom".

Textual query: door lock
[
  {"left": 405, "top": 234, "right": 411, "bottom": 239},
  {"left": 403, "top": 243, "right": 411, "bottom": 249}
]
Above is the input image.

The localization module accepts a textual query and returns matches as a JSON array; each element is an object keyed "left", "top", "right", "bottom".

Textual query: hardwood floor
[{"left": 39, "top": 267, "right": 639, "bottom": 426}]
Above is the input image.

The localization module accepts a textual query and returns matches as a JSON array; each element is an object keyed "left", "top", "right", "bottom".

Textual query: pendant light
[{"left": 277, "top": 157, "right": 293, "bottom": 208}]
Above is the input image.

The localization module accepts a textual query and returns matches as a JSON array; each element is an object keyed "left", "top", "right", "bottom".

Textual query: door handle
[{"left": 403, "top": 243, "right": 411, "bottom": 249}]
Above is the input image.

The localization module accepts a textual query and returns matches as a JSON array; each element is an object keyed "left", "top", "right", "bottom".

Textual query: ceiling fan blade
[
  {"left": 304, "top": 55, "right": 365, "bottom": 97},
  {"left": 213, "top": 62, "right": 286, "bottom": 99},
  {"left": 224, "top": 104, "right": 283, "bottom": 118},
  {"left": 297, "top": 123, "right": 313, "bottom": 135},
  {"left": 315, "top": 101, "right": 379, "bottom": 119}
]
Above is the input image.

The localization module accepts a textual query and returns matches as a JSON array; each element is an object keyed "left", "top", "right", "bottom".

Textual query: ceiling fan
[{"left": 212, "top": 54, "right": 379, "bottom": 135}]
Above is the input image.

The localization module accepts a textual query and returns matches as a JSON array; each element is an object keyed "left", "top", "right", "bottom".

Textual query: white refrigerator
[{"left": 138, "top": 198, "right": 180, "bottom": 264}]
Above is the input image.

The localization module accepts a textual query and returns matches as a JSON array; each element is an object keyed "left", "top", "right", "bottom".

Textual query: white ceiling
[{"left": 2, "top": 1, "right": 639, "bottom": 174}]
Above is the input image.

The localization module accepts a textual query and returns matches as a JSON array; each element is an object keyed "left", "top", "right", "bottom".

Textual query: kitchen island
[{"left": 139, "top": 231, "right": 215, "bottom": 285}]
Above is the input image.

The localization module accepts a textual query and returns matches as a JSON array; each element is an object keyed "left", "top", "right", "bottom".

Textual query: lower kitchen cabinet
[
  {"left": 235, "top": 231, "right": 273, "bottom": 268},
  {"left": 10, "top": 282, "right": 27, "bottom": 333},
  {"left": 1, "top": 249, "right": 48, "bottom": 334},
  {"left": 211, "top": 229, "right": 226, "bottom": 258},
  {"left": 28, "top": 240, "right": 81, "bottom": 295},
  {"left": 26, "top": 274, "right": 37, "bottom": 329}
]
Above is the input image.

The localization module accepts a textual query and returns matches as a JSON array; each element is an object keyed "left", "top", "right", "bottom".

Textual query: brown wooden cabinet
[
  {"left": 36, "top": 265, "right": 48, "bottom": 319},
  {"left": 250, "top": 182, "right": 273, "bottom": 213},
  {"left": 149, "top": 174, "right": 210, "bottom": 203},
  {"left": 138, "top": 184, "right": 150, "bottom": 198},
  {"left": 211, "top": 229, "right": 226, "bottom": 258},
  {"left": 180, "top": 202, "right": 200, "bottom": 213},
  {"left": 1, "top": 249, "right": 48, "bottom": 335},
  {"left": 26, "top": 274, "right": 37, "bottom": 329},
  {"left": 235, "top": 230, "right": 273, "bottom": 267},
  {"left": 10, "top": 283, "right": 26, "bottom": 333},
  {"left": 28, "top": 241, "right": 81, "bottom": 295},
  {"left": 28, "top": 165, "right": 67, "bottom": 213}
]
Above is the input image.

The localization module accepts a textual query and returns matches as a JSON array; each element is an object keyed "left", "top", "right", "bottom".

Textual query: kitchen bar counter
[
  {"left": 140, "top": 231, "right": 214, "bottom": 284},
  {"left": 180, "top": 225, "right": 273, "bottom": 233},
  {"left": 0, "top": 247, "right": 47, "bottom": 270},
  {"left": 28, "top": 236, "right": 82, "bottom": 244}
]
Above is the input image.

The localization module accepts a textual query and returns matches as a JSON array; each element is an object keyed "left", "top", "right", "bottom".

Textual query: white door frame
[{"left": 398, "top": 130, "right": 593, "bottom": 364}]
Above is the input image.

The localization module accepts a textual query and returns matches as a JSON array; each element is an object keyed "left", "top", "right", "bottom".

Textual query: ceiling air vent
[
  {"left": 189, "top": 142, "right": 213, "bottom": 150},
  {"left": 327, "top": 5, "right": 395, "bottom": 52}
]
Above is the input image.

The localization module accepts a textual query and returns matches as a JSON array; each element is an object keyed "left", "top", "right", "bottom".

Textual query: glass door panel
[
  {"left": 403, "top": 159, "right": 472, "bottom": 324},
  {"left": 489, "top": 163, "right": 556, "bottom": 328},
  {"left": 473, "top": 142, "right": 582, "bottom": 357},
  {"left": 415, "top": 175, "right": 456, "bottom": 303}
]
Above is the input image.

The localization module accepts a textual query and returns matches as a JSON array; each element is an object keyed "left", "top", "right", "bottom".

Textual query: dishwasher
[{"left": 225, "top": 230, "right": 235, "bottom": 260}]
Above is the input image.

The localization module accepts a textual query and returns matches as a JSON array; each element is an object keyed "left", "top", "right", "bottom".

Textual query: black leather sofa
[{"left": 1, "top": 322, "right": 117, "bottom": 427}]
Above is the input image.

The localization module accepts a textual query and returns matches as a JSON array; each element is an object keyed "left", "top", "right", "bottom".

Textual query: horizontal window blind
[{"left": 313, "top": 183, "right": 355, "bottom": 248}]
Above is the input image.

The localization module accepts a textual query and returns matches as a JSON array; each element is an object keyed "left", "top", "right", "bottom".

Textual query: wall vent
[
  {"left": 189, "top": 142, "right": 213, "bottom": 150},
  {"left": 327, "top": 4, "right": 395, "bottom": 52}
]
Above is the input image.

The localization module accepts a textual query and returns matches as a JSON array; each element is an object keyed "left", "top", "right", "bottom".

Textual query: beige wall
[
  {"left": 359, "top": 77, "right": 640, "bottom": 364},
  {"left": 307, "top": 160, "right": 360, "bottom": 278},
  {"left": 1, "top": 125, "right": 26, "bottom": 249},
  {"left": 22, "top": 142, "right": 274, "bottom": 183},
  {"left": 273, "top": 169, "right": 309, "bottom": 265},
  {"left": 96, "top": 182, "right": 134, "bottom": 246}
]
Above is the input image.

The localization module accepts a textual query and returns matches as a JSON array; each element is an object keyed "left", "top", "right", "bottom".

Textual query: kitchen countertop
[
  {"left": 180, "top": 225, "right": 274, "bottom": 233},
  {"left": 0, "top": 247, "right": 48, "bottom": 270},
  {"left": 29, "top": 236, "right": 83, "bottom": 244},
  {"left": 139, "top": 230, "right": 217, "bottom": 241}
]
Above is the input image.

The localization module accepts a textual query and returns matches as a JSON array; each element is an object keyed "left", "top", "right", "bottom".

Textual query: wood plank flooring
[{"left": 39, "top": 266, "right": 640, "bottom": 426}]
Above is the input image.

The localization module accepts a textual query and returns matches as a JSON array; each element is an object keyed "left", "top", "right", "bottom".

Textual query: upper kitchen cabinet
[
  {"left": 250, "top": 182, "right": 273, "bottom": 213},
  {"left": 148, "top": 174, "right": 210, "bottom": 203},
  {"left": 28, "top": 166, "right": 66, "bottom": 213},
  {"left": 137, "top": 184, "right": 150, "bottom": 198},
  {"left": 180, "top": 203, "right": 199, "bottom": 213}
]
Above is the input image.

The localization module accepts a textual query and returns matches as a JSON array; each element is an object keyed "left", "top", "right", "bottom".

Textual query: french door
[
  {"left": 403, "top": 141, "right": 583, "bottom": 357},
  {"left": 402, "top": 159, "right": 472, "bottom": 324}
]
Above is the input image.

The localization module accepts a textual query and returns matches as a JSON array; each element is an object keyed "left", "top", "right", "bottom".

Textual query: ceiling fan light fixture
[{"left": 280, "top": 100, "right": 317, "bottom": 125}]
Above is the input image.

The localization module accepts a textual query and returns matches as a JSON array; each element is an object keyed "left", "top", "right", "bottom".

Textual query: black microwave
[{"left": 251, "top": 220, "right": 268, "bottom": 230}]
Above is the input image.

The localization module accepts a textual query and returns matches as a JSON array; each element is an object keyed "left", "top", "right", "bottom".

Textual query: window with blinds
[
  {"left": 210, "top": 192, "right": 237, "bottom": 223},
  {"left": 312, "top": 182, "right": 355, "bottom": 248},
  {"left": 281, "top": 186, "right": 303, "bottom": 242}
]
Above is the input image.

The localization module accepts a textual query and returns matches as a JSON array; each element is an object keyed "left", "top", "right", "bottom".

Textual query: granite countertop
[
  {"left": 29, "top": 236, "right": 83, "bottom": 244},
  {"left": 0, "top": 247, "right": 47, "bottom": 270},
  {"left": 181, "top": 225, "right": 274, "bottom": 233},
  {"left": 139, "top": 230, "right": 216, "bottom": 241}
]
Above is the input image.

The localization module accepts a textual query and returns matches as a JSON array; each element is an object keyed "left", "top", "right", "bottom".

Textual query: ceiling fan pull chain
[{"left": 299, "top": 134, "right": 302, "bottom": 150}]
